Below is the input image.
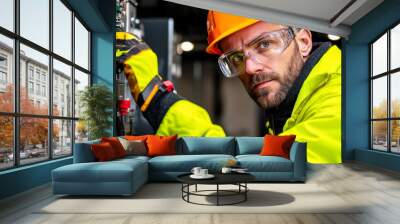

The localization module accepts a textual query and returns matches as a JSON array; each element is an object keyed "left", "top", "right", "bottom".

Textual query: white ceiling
[{"left": 164, "top": 0, "right": 384, "bottom": 37}]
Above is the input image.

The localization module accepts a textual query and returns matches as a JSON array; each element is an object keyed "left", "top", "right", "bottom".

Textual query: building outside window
[
  {"left": 0, "top": 0, "right": 91, "bottom": 170},
  {"left": 54, "top": 89, "right": 58, "bottom": 103},
  {"left": 28, "top": 81, "right": 34, "bottom": 94},
  {"left": 371, "top": 23, "right": 400, "bottom": 154},
  {"left": 35, "top": 70, "right": 40, "bottom": 81},
  {"left": 35, "top": 83, "right": 40, "bottom": 95},
  {"left": 41, "top": 73, "right": 46, "bottom": 83},
  {"left": 41, "top": 85, "right": 46, "bottom": 97},
  {"left": 0, "top": 54, "right": 7, "bottom": 90},
  {"left": 28, "top": 66, "right": 34, "bottom": 80},
  {"left": 0, "top": 71, "right": 6, "bottom": 85},
  {"left": 0, "top": 55, "right": 6, "bottom": 66},
  {"left": 0, "top": 71, "right": 7, "bottom": 92}
]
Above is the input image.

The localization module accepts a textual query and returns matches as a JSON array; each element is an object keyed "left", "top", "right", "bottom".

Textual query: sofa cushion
[
  {"left": 235, "top": 137, "right": 263, "bottom": 155},
  {"left": 147, "top": 135, "right": 177, "bottom": 157},
  {"left": 52, "top": 157, "right": 148, "bottom": 195},
  {"left": 115, "top": 155, "right": 150, "bottom": 164},
  {"left": 178, "top": 137, "right": 235, "bottom": 155},
  {"left": 101, "top": 137, "right": 127, "bottom": 158},
  {"left": 118, "top": 138, "right": 147, "bottom": 156},
  {"left": 53, "top": 162, "right": 133, "bottom": 182},
  {"left": 260, "top": 135, "right": 296, "bottom": 159},
  {"left": 91, "top": 142, "right": 118, "bottom": 161},
  {"left": 124, "top": 135, "right": 150, "bottom": 141},
  {"left": 52, "top": 159, "right": 146, "bottom": 183},
  {"left": 236, "top": 155, "right": 293, "bottom": 172},
  {"left": 148, "top": 154, "right": 235, "bottom": 172}
]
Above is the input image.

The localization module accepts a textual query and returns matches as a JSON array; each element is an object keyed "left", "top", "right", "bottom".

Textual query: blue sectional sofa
[{"left": 52, "top": 137, "right": 307, "bottom": 196}]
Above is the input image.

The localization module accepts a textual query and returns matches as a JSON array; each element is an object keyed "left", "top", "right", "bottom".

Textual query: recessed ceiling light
[
  {"left": 327, "top": 34, "right": 341, "bottom": 41},
  {"left": 180, "top": 41, "right": 194, "bottom": 52}
]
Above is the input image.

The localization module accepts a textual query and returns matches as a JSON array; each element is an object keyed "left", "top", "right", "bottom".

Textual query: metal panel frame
[{"left": 164, "top": 0, "right": 351, "bottom": 37}]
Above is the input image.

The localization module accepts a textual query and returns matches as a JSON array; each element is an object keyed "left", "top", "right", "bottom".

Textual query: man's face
[{"left": 220, "top": 22, "right": 306, "bottom": 109}]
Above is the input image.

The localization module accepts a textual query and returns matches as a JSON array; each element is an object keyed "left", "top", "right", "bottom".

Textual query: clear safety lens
[{"left": 218, "top": 28, "right": 294, "bottom": 78}]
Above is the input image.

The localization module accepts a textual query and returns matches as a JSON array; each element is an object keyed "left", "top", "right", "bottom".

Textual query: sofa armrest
[
  {"left": 289, "top": 142, "right": 307, "bottom": 181},
  {"left": 73, "top": 140, "right": 100, "bottom": 163}
]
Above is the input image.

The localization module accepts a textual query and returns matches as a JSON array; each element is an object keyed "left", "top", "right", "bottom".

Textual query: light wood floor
[{"left": 1, "top": 162, "right": 400, "bottom": 224}]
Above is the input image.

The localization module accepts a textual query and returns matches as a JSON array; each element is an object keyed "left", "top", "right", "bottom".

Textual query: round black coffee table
[{"left": 177, "top": 173, "right": 255, "bottom": 206}]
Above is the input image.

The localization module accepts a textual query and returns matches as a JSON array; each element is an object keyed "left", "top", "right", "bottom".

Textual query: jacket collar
[
  {"left": 288, "top": 44, "right": 342, "bottom": 125},
  {"left": 264, "top": 42, "right": 333, "bottom": 134},
  {"left": 280, "top": 42, "right": 332, "bottom": 111}
]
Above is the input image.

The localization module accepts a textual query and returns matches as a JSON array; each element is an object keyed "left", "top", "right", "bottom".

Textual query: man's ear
[{"left": 295, "top": 29, "right": 312, "bottom": 59}]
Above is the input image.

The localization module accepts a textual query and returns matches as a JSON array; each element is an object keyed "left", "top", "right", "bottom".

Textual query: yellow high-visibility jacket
[
  {"left": 281, "top": 45, "right": 342, "bottom": 164},
  {"left": 116, "top": 32, "right": 225, "bottom": 137}
]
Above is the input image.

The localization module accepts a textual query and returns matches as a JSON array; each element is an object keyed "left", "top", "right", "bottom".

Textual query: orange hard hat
[{"left": 206, "top": 11, "right": 259, "bottom": 55}]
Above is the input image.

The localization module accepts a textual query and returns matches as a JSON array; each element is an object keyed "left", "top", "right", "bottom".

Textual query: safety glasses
[{"left": 218, "top": 27, "right": 295, "bottom": 78}]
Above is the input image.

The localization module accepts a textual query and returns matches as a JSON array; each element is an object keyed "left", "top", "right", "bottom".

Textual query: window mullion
[
  {"left": 14, "top": 0, "right": 20, "bottom": 167},
  {"left": 370, "top": 45, "right": 373, "bottom": 149},
  {"left": 49, "top": 0, "right": 53, "bottom": 160},
  {"left": 388, "top": 29, "right": 391, "bottom": 152},
  {"left": 71, "top": 10, "right": 76, "bottom": 154}
]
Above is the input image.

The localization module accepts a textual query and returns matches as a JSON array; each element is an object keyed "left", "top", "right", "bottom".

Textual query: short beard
[{"left": 250, "top": 48, "right": 304, "bottom": 109}]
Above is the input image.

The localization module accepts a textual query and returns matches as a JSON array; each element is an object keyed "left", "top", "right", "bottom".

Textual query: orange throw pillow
[
  {"left": 101, "top": 137, "right": 126, "bottom": 158},
  {"left": 146, "top": 135, "right": 177, "bottom": 157},
  {"left": 260, "top": 134, "right": 296, "bottom": 159},
  {"left": 91, "top": 142, "right": 117, "bottom": 161}
]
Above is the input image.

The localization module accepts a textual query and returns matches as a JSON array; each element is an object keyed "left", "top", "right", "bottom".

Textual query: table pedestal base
[{"left": 181, "top": 183, "right": 249, "bottom": 206}]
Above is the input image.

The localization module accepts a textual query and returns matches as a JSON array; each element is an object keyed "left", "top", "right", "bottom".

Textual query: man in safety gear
[
  {"left": 206, "top": 11, "right": 341, "bottom": 163},
  {"left": 116, "top": 31, "right": 225, "bottom": 137}
]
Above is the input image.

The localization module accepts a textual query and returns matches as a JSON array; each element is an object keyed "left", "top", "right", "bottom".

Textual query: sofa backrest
[
  {"left": 289, "top": 141, "right": 306, "bottom": 160},
  {"left": 73, "top": 137, "right": 304, "bottom": 161},
  {"left": 73, "top": 140, "right": 100, "bottom": 163},
  {"left": 235, "top": 137, "right": 263, "bottom": 155},
  {"left": 177, "top": 137, "right": 236, "bottom": 155},
  {"left": 236, "top": 137, "right": 306, "bottom": 159}
]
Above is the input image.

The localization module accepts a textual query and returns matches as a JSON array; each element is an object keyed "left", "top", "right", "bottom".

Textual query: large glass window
[
  {"left": 391, "top": 24, "right": 400, "bottom": 70},
  {"left": 74, "top": 18, "right": 89, "bottom": 70},
  {"left": 74, "top": 69, "right": 89, "bottom": 143},
  {"left": 372, "top": 34, "right": 387, "bottom": 77},
  {"left": 370, "top": 23, "right": 400, "bottom": 154},
  {"left": 0, "top": 0, "right": 14, "bottom": 32},
  {"left": 20, "top": 44, "right": 49, "bottom": 115},
  {"left": 53, "top": 0, "right": 72, "bottom": 60},
  {"left": 372, "top": 77, "right": 387, "bottom": 119},
  {"left": 0, "top": 35, "right": 14, "bottom": 113},
  {"left": 74, "top": 69, "right": 89, "bottom": 118},
  {"left": 0, "top": 116, "right": 13, "bottom": 170},
  {"left": 53, "top": 119, "right": 72, "bottom": 158},
  {"left": 0, "top": 0, "right": 91, "bottom": 170},
  {"left": 53, "top": 59, "right": 72, "bottom": 117},
  {"left": 19, "top": 117, "right": 49, "bottom": 165},
  {"left": 372, "top": 121, "right": 388, "bottom": 151},
  {"left": 20, "top": 0, "right": 49, "bottom": 49}
]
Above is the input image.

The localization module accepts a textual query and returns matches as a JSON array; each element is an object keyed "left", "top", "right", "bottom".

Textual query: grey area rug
[{"left": 37, "top": 183, "right": 362, "bottom": 214}]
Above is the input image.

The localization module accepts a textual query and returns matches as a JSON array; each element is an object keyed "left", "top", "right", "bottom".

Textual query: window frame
[
  {"left": 370, "top": 20, "right": 400, "bottom": 154},
  {"left": 0, "top": 0, "right": 92, "bottom": 171}
]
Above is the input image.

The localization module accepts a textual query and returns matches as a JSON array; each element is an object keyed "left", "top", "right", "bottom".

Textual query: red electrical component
[
  {"left": 118, "top": 99, "right": 131, "bottom": 116},
  {"left": 162, "top": 80, "right": 174, "bottom": 92}
]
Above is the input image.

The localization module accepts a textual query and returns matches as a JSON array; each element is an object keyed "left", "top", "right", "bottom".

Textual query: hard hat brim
[{"left": 206, "top": 20, "right": 259, "bottom": 55}]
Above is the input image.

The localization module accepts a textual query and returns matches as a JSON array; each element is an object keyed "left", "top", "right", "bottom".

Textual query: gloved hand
[{"left": 116, "top": 32, "right": 225, "bottom": 137}]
